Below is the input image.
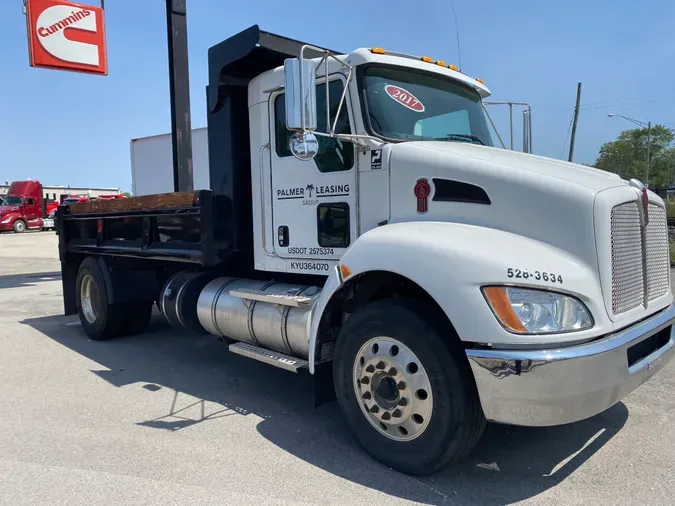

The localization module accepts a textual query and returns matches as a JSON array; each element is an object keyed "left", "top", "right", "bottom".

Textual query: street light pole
[{"left": 608, "top": 114, "right": 652, "bottom": 185}]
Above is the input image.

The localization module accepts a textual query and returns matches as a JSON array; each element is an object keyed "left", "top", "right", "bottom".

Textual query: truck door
[
  {"left": 269, "top": 76, "right": 357, "bottom": 274},
  {"left": 23, "top": 197, "right": 41, "bottom": 227}
]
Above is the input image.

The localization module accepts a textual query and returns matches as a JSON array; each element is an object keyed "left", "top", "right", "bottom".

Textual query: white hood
[
  {"left": 411, "top": 142, "right": 623, "bottom": 192},
  {"left": 386, "top": 142, "right": 631, "bottom": 272}
]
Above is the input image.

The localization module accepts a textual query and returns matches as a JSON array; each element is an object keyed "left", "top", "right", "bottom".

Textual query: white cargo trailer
[{"left": 130, "top": 127, "right": 210, "bottom": 196}]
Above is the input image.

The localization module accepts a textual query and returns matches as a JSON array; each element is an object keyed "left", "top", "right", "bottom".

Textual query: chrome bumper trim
[{"left": 466, "top": 304, "right": 675, "bottom": 426}]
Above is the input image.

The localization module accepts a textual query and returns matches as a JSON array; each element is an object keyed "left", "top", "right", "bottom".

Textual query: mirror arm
[
  {"left": 331, "top": 66, "right": 353, "bottom": 135},
  {"left": 299, "top": 44, "right": 329, "bottom": 132},
  {"left": 299, "top": 45, "right": 353, "bottom": 137}
]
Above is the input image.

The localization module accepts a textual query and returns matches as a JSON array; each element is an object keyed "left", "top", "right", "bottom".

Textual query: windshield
[
  {"left": 361, "top": 66, "right": 492, "bottom": 146},
  {"left": 4, "top": 196, "right": 22, "bottom": 206}
]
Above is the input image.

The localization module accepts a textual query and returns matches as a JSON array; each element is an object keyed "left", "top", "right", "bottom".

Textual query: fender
[
  {"left": 0, "top": 210, "right": 22, "bottom": 227},
  {"left": 308, "top": 221, "right": 610, "bottom": 373}
]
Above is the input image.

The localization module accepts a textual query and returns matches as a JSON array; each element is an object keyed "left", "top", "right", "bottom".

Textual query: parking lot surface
[{"left": 1, "top": 231, "right": 674, "bottom": 505}]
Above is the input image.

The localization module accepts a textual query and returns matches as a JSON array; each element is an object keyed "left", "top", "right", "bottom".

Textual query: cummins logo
[{"left": 26, "top": 0, "right": 108, "bottom": 75}]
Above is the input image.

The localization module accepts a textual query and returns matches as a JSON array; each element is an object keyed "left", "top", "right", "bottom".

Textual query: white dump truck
[{"left": 57, "top": 25, "right": 675, "bottom": 476}]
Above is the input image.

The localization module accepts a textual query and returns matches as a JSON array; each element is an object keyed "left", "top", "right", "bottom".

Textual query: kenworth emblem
[{"left": 629, "top": 179, "right": 649, "bottom": 226}]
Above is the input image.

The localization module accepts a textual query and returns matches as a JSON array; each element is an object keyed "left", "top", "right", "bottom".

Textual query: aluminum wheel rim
[
  {"left": 353, "top": 336, "right": 433, "bottom": 441},
  {"left": 80, "top": 274, "right": 98, "bottom": 324},
  {"left": 15, "top": 222, "right": 25, "bottom": 232}
]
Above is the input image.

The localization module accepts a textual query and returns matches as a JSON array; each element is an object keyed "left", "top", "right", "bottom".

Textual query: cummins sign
[{"left": 25, "top": 0, "right": 108, "bottom": 75}]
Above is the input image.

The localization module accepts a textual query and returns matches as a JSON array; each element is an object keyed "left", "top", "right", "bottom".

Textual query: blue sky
[{"left": 1, "top": 0, "right": 674, "bottom": 191}]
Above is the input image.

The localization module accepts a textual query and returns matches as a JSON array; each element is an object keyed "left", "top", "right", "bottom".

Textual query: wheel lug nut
[
  {"left": 398, "top": 398, "right": 408, "bottom": 406},
  {"left": 361, "top": 377, "right": 370, "bottom": 385},
  {"left": 370, "top": 405, "right": 379, "bottom": 414},
  {"left": 388, "top": 367, "right": 397, "bottom": 376},
  {"left": 376, "top": 361, "right": 385, "bottom": 370},
  {"left": 362, "top": 391, "right": 372, "bottom": 400},
  {"left": 365, "top": 365, "right": 375, "bottom": 373},
  {"left": 397, "top": 381, "right": 406, "bottom": 390},
  {"left": 392, "top": 409, "right": 402, "bottom": 418},
  {"left": 381, "top": 412, "right": 391, "bottom": 421}
]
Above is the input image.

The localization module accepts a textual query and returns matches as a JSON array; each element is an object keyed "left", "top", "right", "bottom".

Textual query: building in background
[{"left": 0, "top": 182, "right": 120, "bottom": 202}]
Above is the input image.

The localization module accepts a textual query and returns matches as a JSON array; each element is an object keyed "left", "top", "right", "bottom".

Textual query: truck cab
[
  {"left": 0, "top": 180, "right": 44, "bottom": 233},
  {"left": 248, "top": 47, "right": 494, "bottom": 276},
  {"left": 57, "top": 25, "right": 675, "bottom": 476}
]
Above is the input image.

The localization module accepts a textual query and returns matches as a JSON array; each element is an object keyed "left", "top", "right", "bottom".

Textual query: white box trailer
[{"left": 130, "top": 127, "right": 210, "bottom": 196}]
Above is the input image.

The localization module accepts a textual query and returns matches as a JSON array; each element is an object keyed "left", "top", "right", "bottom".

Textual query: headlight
[{"left": 482, "top": 286, "right": 593, "bottom": 334}]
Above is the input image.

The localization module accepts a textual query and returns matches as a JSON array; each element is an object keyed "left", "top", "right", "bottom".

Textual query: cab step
[
  {"left": 229, "top": 288, "right": 314, "bottom": 307},
  {"left": 228, "top": 342, "right": 308, "bottom": 372}
]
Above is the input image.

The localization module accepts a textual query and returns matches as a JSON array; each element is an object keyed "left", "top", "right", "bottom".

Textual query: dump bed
[{"left": 57, "top": 190, "right": 233, "bottom": 266}]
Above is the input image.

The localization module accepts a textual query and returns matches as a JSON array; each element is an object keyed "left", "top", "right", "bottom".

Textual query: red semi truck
[{"left": 0, "top": 180, "right": 57, "bottom": 233}]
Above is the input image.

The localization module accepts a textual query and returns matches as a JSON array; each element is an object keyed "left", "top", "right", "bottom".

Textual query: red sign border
[{"left": 25, "top": 0, "right": 108, "bottom": 76}]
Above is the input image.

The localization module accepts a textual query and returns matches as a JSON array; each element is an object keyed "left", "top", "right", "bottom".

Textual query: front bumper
[{"left": 466, "top": 304, "right": 675, "bottom": 426}]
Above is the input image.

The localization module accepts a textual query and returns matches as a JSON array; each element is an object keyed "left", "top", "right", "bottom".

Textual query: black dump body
[{"left": 57, "top": 26, "right": 332, "bottom": 314}]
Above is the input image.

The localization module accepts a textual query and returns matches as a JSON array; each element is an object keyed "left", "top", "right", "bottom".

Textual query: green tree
[
  {"left": 122, "top": 192, "right": 132, "bottom": 198},
  {"left": 594, "top": 125, "right": 674, "bottom": 186}
]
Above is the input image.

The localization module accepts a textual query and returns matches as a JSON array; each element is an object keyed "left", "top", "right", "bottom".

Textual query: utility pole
[
  {"left": 645, "top": 121, "right": 651, "bottom": 185},
  {"left": 568, "top": 82, "right": 582, "bottom": 162}
]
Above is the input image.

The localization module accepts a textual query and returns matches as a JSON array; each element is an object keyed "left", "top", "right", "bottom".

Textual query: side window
[
  {"left": 275, "top": 79, "right": 354, "bottom": 172},
  {"left": 25, "top": 198, "right": 34, "bottom": 206},
  {"left": 317, "top": 203, "right": 350, "bottom": 247}
]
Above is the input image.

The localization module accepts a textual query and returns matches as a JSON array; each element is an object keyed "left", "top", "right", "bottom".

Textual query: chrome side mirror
[
  {"left": 284, "top": 58, "right": 317, "bottom": 133},
  {"left": 290, "top": 131, "right": 319, "bottom": 161}
]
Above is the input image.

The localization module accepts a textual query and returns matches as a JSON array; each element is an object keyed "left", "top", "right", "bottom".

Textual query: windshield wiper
[{"left": 434, "top": 133, "right": 484, "bottom": 145}]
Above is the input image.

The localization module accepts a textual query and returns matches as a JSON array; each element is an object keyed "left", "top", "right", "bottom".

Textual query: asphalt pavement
[{"left": 1, "top": 231, "right": 674, "bottom": 505}]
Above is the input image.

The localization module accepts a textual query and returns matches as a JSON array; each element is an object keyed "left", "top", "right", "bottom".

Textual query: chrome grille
[
  {"left": 610, "top": 202, "right": 644, "bottom": 314},
  {"left": 646, "top": 203, "right": 669, "bottom": 301}
]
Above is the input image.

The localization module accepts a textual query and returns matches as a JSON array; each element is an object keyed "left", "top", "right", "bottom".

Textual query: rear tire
[
  {"left": 75, "top": 257, "right": 126, "bottom": 340},
  {"left": 13, "top": 220, "right": 26, "bottom": 233},
  {"left": 333, "top": 298, "right": 486, "bottom": 476}
]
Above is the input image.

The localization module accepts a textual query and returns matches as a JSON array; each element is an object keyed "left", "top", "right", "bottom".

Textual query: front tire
[
  {"left": 333, "top": 298, "right": 485, "bottom": 475},
  {"left": 13, "top": 220, "right": 26, "bottom": 233}
]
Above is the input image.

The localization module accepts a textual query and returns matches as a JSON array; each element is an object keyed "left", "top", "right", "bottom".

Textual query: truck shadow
[
  {"left": 0, "top": 271, "right": 61, "bottom": 289},
  {"left": 22, "top": 312, "right": 629, "bottom": 506}
]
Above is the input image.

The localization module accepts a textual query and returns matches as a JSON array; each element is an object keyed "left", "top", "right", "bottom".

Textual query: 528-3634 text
[{"left": 507, "top": 268, "right": 563, "bottom": 284}]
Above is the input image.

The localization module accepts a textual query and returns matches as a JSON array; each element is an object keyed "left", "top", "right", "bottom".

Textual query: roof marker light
[
  {"left": 371, "top": 47, "right": 385, "bottom": 54},
  {"left": 435, "top": 60, "right": 446, "bottom": 67},
  {"left": 421, "top": 56, "right": 433, "bottom": 63},
  {"left": 448, "top": 64, "right": 458, "bottom": 71},
  {"left": 476, "top": 78, "right": 484, "bottom": 84}
]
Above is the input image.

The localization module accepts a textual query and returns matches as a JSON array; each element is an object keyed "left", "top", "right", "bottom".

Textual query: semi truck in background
[
  {"left": 57, "top": 26, "right": 675, "bottom": 476},
  {"left": 0, "top": 180, "right": 57, "bottom": 232}
]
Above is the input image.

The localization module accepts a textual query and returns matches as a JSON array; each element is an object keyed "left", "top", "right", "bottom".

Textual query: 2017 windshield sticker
[{"left": 385, "top": 85, "right": 425, "bottom": 112}]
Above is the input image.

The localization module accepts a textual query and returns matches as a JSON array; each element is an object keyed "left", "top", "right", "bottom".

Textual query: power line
[
  {"left": 450, "top": 0, "right": 462, "bottom": 72},
  {"left": 580, "top": 98, "right": 675, "bottom": 110}
]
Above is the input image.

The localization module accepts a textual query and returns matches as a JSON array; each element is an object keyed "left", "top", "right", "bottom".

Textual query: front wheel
[
  {"left": 13, "top": 220, "right": 26, "bottom": 233},
  {"left": 333, "top": 298, "right": 486, "bottom": 475}
]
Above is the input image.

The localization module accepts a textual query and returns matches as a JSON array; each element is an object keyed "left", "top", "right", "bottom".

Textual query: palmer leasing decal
[
  {"left": 277, "top": 183, "right": 350, "bottom": 201},
  {"left": 26, "top": 0, "right": 108, "bottom": 75}
]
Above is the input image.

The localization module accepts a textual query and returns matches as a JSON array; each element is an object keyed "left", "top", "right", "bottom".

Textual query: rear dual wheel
[
  {"left": 76, "top": 257, "right": 152, "bottom": 340},
  {"left": 333, "top": 298, "right": 486, "bottom": 476}
]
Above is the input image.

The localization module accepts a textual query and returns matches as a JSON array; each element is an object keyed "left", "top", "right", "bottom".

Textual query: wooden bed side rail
[{"left": 67, "top": 191, "right": 201, "bottom": 215}]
